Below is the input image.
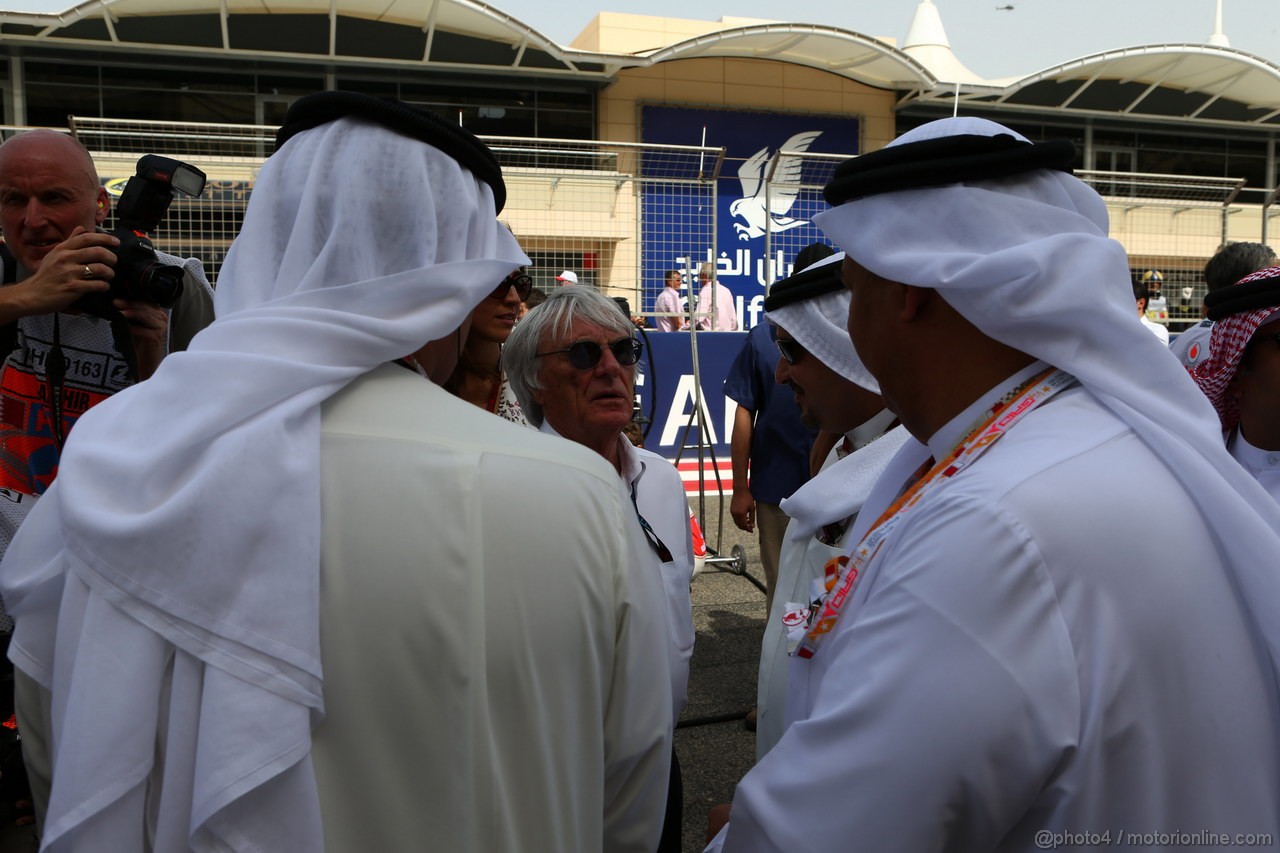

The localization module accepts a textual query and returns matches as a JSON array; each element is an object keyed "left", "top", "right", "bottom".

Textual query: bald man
[
  {"left": 0, "top": 130, "right": 213, "bottom": 827},
  {"left": 0, "top": 130, "right": 213, "bottom": 560}
]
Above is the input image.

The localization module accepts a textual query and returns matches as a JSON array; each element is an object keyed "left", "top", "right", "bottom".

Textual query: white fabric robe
[
  {"left": 755, "top": 422, "right": 908, "bottom": 760},
  {"left": 539, "top": 422, "right": 695, "bottom": 723},
  {"left": 312, "top": 365, "right": 673, "bottom": 852},
  {"left": 1229, "top": 428, "right": 1280, "bottom": 505},
  {"left": 715, "top": 369, "right": 1280, "bottom": 852}
]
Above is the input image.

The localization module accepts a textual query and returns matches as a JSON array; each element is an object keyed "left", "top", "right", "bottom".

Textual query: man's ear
[
  {"left": 901, "top": 284, "right": 933, "bottom": 323},
  {"left": 94, "top": 187, "right": 110, "bottom": 226}
]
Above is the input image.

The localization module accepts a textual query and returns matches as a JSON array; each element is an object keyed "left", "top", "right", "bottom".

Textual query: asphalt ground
[
  {"left": 678, "top": 496, "right": 768, "bottom": 852},
  {"left": 0, "top": 496, "right": 767, "bottom": 853}
]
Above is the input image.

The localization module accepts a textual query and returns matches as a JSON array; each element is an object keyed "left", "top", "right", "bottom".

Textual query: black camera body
[{"left": 74, "top": 155, "right": 207, "bottom": 319}]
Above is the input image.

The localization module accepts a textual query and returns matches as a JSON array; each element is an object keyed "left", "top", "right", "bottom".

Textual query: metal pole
[{"left": 763, "top": 176, "right": 772, "bottom": 300}]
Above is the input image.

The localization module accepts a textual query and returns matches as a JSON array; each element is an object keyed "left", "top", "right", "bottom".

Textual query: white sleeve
[
  {"left": 723, "top": 494, "right": 1079, "bottom": 852},
  {"left": 602, "top": 480, "right": 674, "bottom": 853}
]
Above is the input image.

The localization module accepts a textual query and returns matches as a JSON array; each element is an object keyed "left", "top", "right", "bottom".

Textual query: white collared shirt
[
  {"left": 1229, "top": 427, "right": 1280, "bottom": 505},
  {"left": 540, "top": 421, "right": 695, "bottom": 722}
]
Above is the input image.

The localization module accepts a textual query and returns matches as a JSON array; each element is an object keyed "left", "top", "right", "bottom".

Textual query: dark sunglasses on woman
[{"left": 491, "top": 270, "right": 534, "bottom": 301}]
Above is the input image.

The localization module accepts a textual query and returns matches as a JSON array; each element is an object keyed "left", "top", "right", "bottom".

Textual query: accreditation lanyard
[{"left": 794, "top": 367, "right": 1076, "bottom": 660}]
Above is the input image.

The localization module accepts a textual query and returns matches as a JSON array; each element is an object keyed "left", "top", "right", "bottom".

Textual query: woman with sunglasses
[
  {"left": 505, "top": 285, "right": 695, "bottom": 853},
  {"left": 444, "top": 266, "right": 534, "bottom": 425}
]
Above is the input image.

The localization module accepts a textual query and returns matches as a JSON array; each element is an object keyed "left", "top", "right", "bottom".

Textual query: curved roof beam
[
  {"left": 1186, "top": 68, "right": 1248, "bottom": 118},
  {"left": 1010, "top": 43, "right": 1280, "bottom": 96},
  {"left": 1121, "top": 56, "right": 1187, "bottom": 114},
  {"left": 0, "top": 0, "right": 643, "bottom": 74},
  {"left": 976, "top": 44, "right": 1280, "bottom": 125},
  {"left": 1054, "top": 66, "right": 1107, "bottom": 110},
  {"left": 643, "top": 23, "right": 936, "bottom": 91}
]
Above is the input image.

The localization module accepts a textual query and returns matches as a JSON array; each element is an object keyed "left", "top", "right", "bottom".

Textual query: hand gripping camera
[{"left": 73, "top": 154, "right": 207, "bottom": 319}]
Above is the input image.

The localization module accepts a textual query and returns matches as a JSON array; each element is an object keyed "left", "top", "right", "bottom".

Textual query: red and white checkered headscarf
[{"left": 1192, "top": 265, "right": 1280, "bottom": 431}]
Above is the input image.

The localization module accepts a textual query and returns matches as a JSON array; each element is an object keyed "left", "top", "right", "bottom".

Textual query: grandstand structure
[{"left": 0, "top": 0, "right": 1278, "bottom": 330}]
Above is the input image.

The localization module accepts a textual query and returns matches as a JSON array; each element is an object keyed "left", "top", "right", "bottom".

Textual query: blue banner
[
  {"left": 635, "top": 329, "right": 745, "bottom": 465},
  {"left": 640, "top": 106, "right": 860, "bottom": 330}
]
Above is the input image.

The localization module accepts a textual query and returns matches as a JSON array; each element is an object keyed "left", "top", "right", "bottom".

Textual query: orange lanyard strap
[{"left": 795, "top": 368, "right": 1075, "bottom": 660}]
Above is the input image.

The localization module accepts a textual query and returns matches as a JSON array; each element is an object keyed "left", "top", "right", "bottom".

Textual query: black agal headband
[
  {"left": 275, "top": 90, "right": 507, "bottom": 213},
  {"left": 824, "top": 133, "right": 1076, "bottom": 207},
  {"left": 764, "top": 255, "right": 844, "bottom": 313},
  {"left": 1205, "top": 266, "right": 1280, "bottom": 321}
]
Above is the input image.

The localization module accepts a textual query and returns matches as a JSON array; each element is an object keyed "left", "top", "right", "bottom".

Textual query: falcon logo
[{"left": 729, "top": 131, "right": 822, "bottom": 241}]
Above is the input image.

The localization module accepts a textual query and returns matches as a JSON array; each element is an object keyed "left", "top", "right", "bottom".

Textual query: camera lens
[{"left": 139, "top": 263, "right": 185, "bottom": 309}]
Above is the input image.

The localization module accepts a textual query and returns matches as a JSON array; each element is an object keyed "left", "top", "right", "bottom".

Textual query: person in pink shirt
[
  {"left": 696, "top": 262, "right": 738, "bottom": 331},
  {"left": 654, "top": 270, "right": 688, "bottom": 332}
]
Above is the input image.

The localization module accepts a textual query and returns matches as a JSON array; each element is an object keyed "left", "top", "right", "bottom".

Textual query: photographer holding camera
[
  {"left": 0, "top": 128, "right": 212, "bottom": 832},
  {"left": 0, "top": 130, "right": 213, "bottom": 563}
]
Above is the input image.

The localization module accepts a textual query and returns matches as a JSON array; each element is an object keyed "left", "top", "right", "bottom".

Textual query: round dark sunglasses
[
  {"left": 536, "top": 337, "right": 643, "bottom": 370},
  {"left": 491, "top": 271, "right": 534, "bottom": 302}
]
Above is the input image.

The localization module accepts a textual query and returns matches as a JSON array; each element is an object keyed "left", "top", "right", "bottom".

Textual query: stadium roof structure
[
  {"left": 916, "top": 44, "right": 1280, "bottom": 130},
  {"left": 640, "top": 23, "right": 936, "bottom": 92},
  {"left": 0, "top": 0, "right": 645, "bottom": 78},
  {"left": 0, "top": 1, "right": 938, "bottom": 91},
  {"left": 4, "top": 0, "right": 1280, "bottom": 131}
]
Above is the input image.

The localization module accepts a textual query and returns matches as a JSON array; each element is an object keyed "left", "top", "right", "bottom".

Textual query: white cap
[{"left": 556, "top": 270, "right": 579, "bottom": 285}]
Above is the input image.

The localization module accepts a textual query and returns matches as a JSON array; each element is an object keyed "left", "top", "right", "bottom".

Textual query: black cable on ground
[{"left": 676, "top": 710, "right": 752, "bottom": 730}]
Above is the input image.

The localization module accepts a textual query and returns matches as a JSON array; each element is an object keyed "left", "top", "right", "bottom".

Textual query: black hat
[
  {"left": 1205, "top": 265, "right": 1280, "bottom": 321},
  {"left": 275, "top": 90, "right": 507, "bottom": 212},
  {"left": 824, "top": 133, "right": 1075, "bottom": 207},
  {"left": 764, "top": 254, "right": 845, "bottom": 313}
]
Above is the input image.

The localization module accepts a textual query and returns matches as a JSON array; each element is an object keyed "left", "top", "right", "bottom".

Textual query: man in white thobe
[
  {"left": 709, "top": 118, "right": 1280, "bottom": 852},
  {"left": 752, "top": 251, "right": 907, "bottom": 760},
  {"left": 1, "top": 92, "right": 672, "bottom": 853},
  {"left": 313, "top": 359, "right": 672, "bottom": 852}
]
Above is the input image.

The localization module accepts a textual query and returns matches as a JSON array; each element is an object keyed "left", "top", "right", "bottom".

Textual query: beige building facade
[{"left": 0, "top": 1, "right": 1278, "bottom": 326}]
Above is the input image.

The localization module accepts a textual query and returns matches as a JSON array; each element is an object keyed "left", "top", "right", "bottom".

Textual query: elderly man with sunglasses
[{"left": 506, "top": 285, "right": 695, "bottom": 853}]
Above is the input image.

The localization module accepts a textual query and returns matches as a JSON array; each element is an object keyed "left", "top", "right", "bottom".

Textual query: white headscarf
[
  {"left": 1, "top": 116, "right": 526, "bottom": 850},
  {"left": 765, "top": 254, "right": 901, "bottom": 537},
  {"left": 765, "top": 252, "right": 879, "bottom": 394},
  {"left": 813, "top": 115, "right": 1280, "bottom": 690}
]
